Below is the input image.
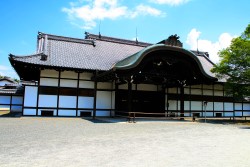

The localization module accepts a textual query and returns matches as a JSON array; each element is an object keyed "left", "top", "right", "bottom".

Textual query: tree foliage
[{"left": 211, "top": 24, "right": 250, "bottom": 100}]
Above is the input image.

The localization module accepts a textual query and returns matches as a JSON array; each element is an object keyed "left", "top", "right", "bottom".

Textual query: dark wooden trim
[
  {"left": 128, "top": 80, "right": 132, "bottom": 113},
  {"left": 212, "top": 83, "right": 215, "bottom": 117},
  {"left": 40, "top": 76, "right": 92, "bottom": 82},
  {"left": 92, "top": 71, "right": 97, "bottom": 119},
  {"left": 36, "top": 71, "right": 41, "bottom": 116},
  {"left": 180, "top": 86, "right": 184, "bottom": 117},
  {"left": 9, "top": 94, "right": 13, "bottom": 112},
  {"left": 56, "top": 71, "right": 61, "bottom": 116},
  {"left": 76, "top": 72, "right": 80, "bottom": 116},
  {"left": 21, "top": 86, "right": 26, "bottom": 116},
  {"left": 201, "top": 84, "right": 204, "bottom": 117}
]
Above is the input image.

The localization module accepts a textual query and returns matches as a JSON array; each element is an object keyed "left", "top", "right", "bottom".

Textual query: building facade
[
  {"left": 8, "top": 32, "right": 250, "bottom": 118},
  {"left": 0, "top": 78, "right": 23, "bottom": 113}
]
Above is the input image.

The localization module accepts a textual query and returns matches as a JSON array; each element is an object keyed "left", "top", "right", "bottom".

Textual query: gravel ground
[{"left": 0, "top": 117, "right": 250, "bottom": 167}]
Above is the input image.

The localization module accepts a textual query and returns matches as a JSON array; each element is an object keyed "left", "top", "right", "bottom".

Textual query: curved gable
[{"left": 111, "top": 44, "right": 217, "bottom": 85}]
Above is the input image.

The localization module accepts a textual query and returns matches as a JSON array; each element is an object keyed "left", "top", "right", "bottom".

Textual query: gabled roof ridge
[
  {"left": 38, "top": 32, "right": 95, "bottom": 45},
  {"left": 9, "top": 52, "right": 45, "bottom": 59},
  {"left": 85, "top": 32, "right": 152, "bottom": 47},
  {"left": 190, "top": 50, "right": 215, "bottom": 65},
  {"left": 190, "top": 50, "right": 207, "bottom": 55}
]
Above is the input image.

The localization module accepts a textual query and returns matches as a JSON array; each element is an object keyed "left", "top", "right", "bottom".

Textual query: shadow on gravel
[
  {"left": 81, "top": 118, "right": 113, "bottom": 123},
  {"left": 0, "top": 112, "right": 22, "bottom": 118},
  {"left": 197, "top": 119, "right": 250, "bottom": 125},
  {"left": 239, "top": 127, "right": 250, "bottom": 129}
]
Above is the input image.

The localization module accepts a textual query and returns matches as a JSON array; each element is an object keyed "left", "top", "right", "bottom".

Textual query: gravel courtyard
[{"left": 0, "top": 117, "right": 250, "bottom": 167}]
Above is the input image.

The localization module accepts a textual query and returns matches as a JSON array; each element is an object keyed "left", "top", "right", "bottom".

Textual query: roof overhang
[{"left": 95, "top": 44, "right": 218, "bottom": 86}]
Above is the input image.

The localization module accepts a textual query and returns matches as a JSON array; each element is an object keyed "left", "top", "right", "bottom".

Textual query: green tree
[{"left": 211, "top": 24, "right": 250, "bottom": 100}]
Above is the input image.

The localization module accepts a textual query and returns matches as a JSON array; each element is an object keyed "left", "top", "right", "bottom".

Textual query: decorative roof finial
[
  {"left": 158, "top": 34, "right": 183, "bottom": 47},
  {"left": 135, "top": 27, "right": 138, "bottom": 44},
  {"left": 98, "top": 20, "right": 102, "bottom": 39}
]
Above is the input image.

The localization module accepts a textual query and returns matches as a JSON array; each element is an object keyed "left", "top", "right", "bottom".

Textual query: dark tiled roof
[
  {"left": 0, "top": 89, "right": 17, "bottom": 94},
  {"left": 10, "top": 32, "right": 148, "bottom": 71},
  {"left": 0, "top": 77, "right": 16, "bottom": 83},
  {"left": 0, "top": 86, "right": 23, "bottom": 95},
  {"left": 9, "top": 32, "right": 218, "bottom": 80}
]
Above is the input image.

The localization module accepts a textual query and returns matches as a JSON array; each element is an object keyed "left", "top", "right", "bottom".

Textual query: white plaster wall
[
  {"left": 61, "top": 71, "right": 78, "bottom": 79},
  {"left": 235, "top": 112, "right": 242, "bottom": 116},
  {"left": 224, "top": 112, "right": 234, "bottom": 117},
  {"left": 58, "top": 109, "right": 76, "bottom": 116},
  {"left": 119, "top": 84, "right": 127, "bottom": 90},
  {"left": 167, "top": 88, "right": 178, "bottom": 94},
  {"left": 184, "top": 101, "right": 190, "bottom": 110},
  {"left": 214, "top": 90, "right": 223, "bottom": 96},
  {"left": 0, "top": 96, "right": 11, "bottom": 104},
  {"left": 214, "top": 84, "right": 223, "bottom": 90},
  {"left": 203, "top": 84, "right": 213, "bottom": 89},
  {"left": 207, "top": 112, "right": 213, "bottom": 117},
  {"left": 224, "top": 103, "right": 234, "bottom": 111},
  {"left": 184, "top": 88, "right": 190, "bottom": 94},
  {"left": 243, "top": 111, "right": 250, "bottom": 116},
  {"left": 191, "top": 85, "right": 201, "bottom": 89},
  {"left": 235, "top": 103, "right": 242, "bottom": 110},
  {"left": 203, "top": 89, "right": 213, "bottom": 96},
  {"left": 79, "top": 72, "right": 92, "bottom": 80},
  {"left": 40, "top": 78, "right": 58, "bottom": 87},
  {"left": 23, "top": 109, "right": 36, "bottom": 115},
  {"left": 39, "top": 95, "right": 57, "bottom": 107},
  {"left": 214, "top": 102, "right": 223, "bottom": 111},
  {"left": 97, "top": 82, "right": 113, "bottom": 89},
  {"left": 168, "top": 100, "right": 177, "bottom": 110},
  {"left": 243, "top": 103, "right": 250, "bottom": 110},
  {"left": 96, "top": 110, "right": 110, "bottom": 116},
  {"left": 59, "top": 96, "right": 76, "bottom": 108},
  {"left": 40, "top": 69, "right": 59, "bottom": 78},
  {"left": 60, "top": 79, "right": 78, "bottom": 88},
  {"left": 205, "top": 112, "right": 213, "bottom": 117},
  {"left": 191, "top": 101, "right": 202, "bottom": 110},
  {"left": 38, "top": 109, "right": 56, "bottom": 116},
  {"left": 137, "top": 84, "right": 157, "bottom": 91},
  {"left": 24, "top": 86, "right": 38, "bottom": 107},
  {"left": 205, "top": 102, "right": 213, "bottom": 111},
  {"left": 79, "top": 81, "right": 94, "bottom": 88},
  {"left": 78, "top": 96, "right": 94, "bottom": 108},
  {"left": 11, "top": 96, "right": 23, "bottom": 104},
  {"left": 10, "top": 105, "right": 22, "bottom": 112},
  {"left": 97, "top": 91, "right": 112, "bottom": 109},
  {"left": 191, "top": 89, "right": 202, "bottom": 95}
]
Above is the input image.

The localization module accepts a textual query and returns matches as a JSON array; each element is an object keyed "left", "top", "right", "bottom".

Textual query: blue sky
[{"left": 0, "top": 0, "right": 249, "bottom": 79}]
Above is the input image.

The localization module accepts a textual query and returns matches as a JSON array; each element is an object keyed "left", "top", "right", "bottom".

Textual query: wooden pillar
[
  {"left": 128, "top": 80, "right": 132, "bottom": 113},
  {"left": 93, "top": 71, "right": 98, "bottom": 119},
  {"left": 180, "top": 86, "right": 184, "bottom": 118},
  {"left": 56, "top": 70, "right": 61, "bottom": 116}
]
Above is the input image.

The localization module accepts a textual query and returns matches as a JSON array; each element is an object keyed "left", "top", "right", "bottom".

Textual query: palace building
[{"left": 7, "top": 32, "right": 250, "bottom": 118}]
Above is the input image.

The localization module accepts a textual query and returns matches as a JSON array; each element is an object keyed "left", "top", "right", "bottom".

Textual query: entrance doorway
[{"left": 115, "top": 90, "right": 165, "bottom": 117}]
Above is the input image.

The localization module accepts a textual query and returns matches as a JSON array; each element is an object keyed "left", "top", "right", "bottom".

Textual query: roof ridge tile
[{"left": 85, "top": 32, "right": 151, "bottom": 47}]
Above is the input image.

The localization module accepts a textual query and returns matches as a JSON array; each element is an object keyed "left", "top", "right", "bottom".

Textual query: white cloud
[
  {"left": 186, "top": 28, "right": 235, "bottom": 64},
  {"left": 150, "top": 0, "right": 190, "bottom": 6},
  {"left": 0, "top": 65, "right": 9, "bottom": 71},
  {"left": 130, "top": 4, "right": 164, "bottom": 18},
  {"left": 62, "top": 0, "right": 164, "bottom": 29},
  {"left": 0, "top": 65, "right": 18, "bottom": 79}
]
